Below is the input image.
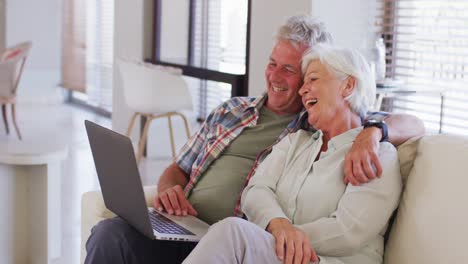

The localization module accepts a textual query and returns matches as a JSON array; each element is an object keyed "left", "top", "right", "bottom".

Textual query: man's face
[{"left": 264, "top": 40, "right": 308, "bottom": 115}]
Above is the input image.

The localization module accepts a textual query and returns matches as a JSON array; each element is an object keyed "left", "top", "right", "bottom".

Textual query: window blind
[
  {"left": 191, "top": 0, "right": 248, "bottom": 118},
  {"left": 61, "top": 0, "right": 113, "bottom": 113},
  {"left": 376, "top": 0, "right": 468, "bottom": 135},
  {"left": 86, "top": 0, "right": 114, "bottom": 112},
  {"left": 61, "top": 0, "right": 86, "bottom": 92}
]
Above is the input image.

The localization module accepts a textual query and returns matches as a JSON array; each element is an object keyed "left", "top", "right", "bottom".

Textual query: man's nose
[{"left": 269, "top": 68, "right": 282, "bottom": 83}]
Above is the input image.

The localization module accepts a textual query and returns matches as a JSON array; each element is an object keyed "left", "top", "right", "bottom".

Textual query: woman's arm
[
  {"left": 241, "top": 134, "right": 293, "bottom": 229},
  {"left": 298, "top": 143, "right": 402, "bottom": 256},
  {"left": 242, "top": 132, "right": 321, "bottom": 264},
  {"left": 344, "top": 113, "right": 425, "bottom": 184}
]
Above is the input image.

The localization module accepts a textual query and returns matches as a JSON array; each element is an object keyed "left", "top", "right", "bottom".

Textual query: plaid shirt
[{"left": 176, "top": 94, "right": 310, "bottom": 217}]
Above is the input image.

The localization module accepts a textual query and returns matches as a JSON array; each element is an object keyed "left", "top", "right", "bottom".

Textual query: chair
[
  {"left": 118, "top": 60, "right": 192, "bottom": 163},
  {"left": 0, "top": 42, "right": 32, "bottom": 140}
]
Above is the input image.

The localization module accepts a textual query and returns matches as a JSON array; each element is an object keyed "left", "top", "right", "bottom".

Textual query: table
[{"left": 0, "top": 141, "right": 67, "bottom": 264}]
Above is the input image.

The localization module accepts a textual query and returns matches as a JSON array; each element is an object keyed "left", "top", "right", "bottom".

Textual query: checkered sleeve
[{"left": 175, "top": 105, "right": 220, "bottom": 175}]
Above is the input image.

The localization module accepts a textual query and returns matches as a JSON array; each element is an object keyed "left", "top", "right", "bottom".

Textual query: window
[
  {"left": 62, "top": 0, "right": 86, "bottom": 93},
  {"left": 86, "top": 0, "right": 114, "bottom": 112},
  {"left": 376, "top": 0, "right": 468, "bottom": 135},
  {"left": 61, "top": 0, "right": 114, "bottom": 114},
  {"left": 154, "top": 0, "right": 250, "bottom": 119},
  {"left": 191, "top": 0, "right": 248, "bottom": 117}
]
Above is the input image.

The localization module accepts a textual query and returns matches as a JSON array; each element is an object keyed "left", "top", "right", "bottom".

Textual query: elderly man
[{"left": 85, "top": 15, "right": 424, "bottom": 264}]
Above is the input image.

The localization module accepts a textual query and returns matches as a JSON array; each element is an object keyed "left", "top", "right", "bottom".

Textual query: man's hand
[
  {"left": 344, "top": 127, "right": 383, "bottom": 185},
  {"left": 154, "top": 185, "right": 197, "bottom": 216},
  {"left": 267, "top": 218, "right": 319, "bottom": 264},
  {"left": 155, "top": 162, "right": 196, "bottom": 216}
]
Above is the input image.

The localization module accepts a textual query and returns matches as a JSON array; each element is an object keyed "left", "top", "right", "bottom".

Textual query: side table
[{"left": 0, "top": 141, "right": 68, "bottom": 264}]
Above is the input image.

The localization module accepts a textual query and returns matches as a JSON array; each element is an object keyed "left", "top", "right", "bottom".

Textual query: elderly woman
[{"left": 183, "top": 44, "right": 402, "bottom": 264}]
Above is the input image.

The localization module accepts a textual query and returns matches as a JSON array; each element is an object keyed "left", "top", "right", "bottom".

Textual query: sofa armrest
[{"left": 80, "top": 185, "right": 158, "bottom": 264}]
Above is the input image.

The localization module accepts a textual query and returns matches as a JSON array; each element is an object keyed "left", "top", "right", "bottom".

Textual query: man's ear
[{"left": 341, "top": 77, "right": 356, "bottom": 97}]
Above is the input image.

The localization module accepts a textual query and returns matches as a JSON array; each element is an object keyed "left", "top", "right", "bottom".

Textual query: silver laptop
[{"left": 85, "top": 120, "right": 210, "bottom": 242}]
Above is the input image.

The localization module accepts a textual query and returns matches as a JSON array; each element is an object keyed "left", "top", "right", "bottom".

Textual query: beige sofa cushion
[
  {"left": 396, "top": 136, "right": 421, "bottom": 185},
  {"left": 385, "top": 134, "right": 468, "bottom": 263}
]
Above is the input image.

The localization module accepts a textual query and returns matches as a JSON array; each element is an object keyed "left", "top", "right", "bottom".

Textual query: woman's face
[{"left": 298, "top": 59, "right": 352, "bottom": 130}]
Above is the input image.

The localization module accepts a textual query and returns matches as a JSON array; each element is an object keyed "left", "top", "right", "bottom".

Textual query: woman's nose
[{"left": 298, "top": 84, "right": 308, "bottom": 96}]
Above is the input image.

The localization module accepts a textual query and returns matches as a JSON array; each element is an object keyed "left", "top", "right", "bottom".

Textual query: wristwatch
[{"left": 364, "top": 120, "right": 388, "bottom": 142}]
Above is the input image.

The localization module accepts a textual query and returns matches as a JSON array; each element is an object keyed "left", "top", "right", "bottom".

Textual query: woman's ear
[{"left": 341, "top": 77, "right": 356, "bottom": 97}]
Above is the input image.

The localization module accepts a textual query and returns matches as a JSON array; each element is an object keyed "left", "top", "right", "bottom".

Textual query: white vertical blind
[
  {"left": 376, "top": 0, "right": 468, "bottom": 134},
  {"left": 86, "top": 0, "right": 114, "bottom": 112},
  {"left": 191, "top": 0, "right": 248, "bottom": 118},
  {"left": 61, "top": 0, "right": 86, "bottom": 92}
]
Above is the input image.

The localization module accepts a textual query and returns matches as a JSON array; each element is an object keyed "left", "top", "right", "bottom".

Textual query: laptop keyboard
[{"left": 149, "top": 211, "right": 195, "bottom": 235}]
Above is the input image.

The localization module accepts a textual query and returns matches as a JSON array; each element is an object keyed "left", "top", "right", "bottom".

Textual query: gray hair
[
  {"left": 275, "top": 15, "right": 333, "bottom": 49},
  {"left": 301, "top": 44, "right": 376, "bottom": 117}
]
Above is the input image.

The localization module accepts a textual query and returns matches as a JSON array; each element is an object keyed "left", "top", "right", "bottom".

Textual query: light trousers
[
  {"left": 183, "top": 217, "right": 284, "bottom": 264},
  {"left": 183, "top": 217, "right": 333, "bottom": 264}
]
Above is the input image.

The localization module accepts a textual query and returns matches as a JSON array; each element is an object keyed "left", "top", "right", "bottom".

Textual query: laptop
[{"left": 85, "top": 120, "right": 210, "bottom": 242}]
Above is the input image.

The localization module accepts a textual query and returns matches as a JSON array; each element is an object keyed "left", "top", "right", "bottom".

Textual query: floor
[{"left": 0, "top": 101, "right": 183, "bottom": 264}]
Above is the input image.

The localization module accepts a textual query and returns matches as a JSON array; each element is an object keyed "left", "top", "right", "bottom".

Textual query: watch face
[
  {"left": 365, "top": 120, "right": 382, "bottom": 126},
  {"left": 364, "top": 120, "right": 388, "bottom": 142}
]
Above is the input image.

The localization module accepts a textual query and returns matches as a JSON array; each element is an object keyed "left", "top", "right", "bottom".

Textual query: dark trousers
[{"left": 85, "top": 217, "right": 197, "bottom": 264}]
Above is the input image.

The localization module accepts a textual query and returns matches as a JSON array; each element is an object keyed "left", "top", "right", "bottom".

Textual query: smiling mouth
[
  {"left": 272, "top": 86, "right": 288, "bottom": 92},
  {"left": 305, "top": 98, "right": 317, "bottom": 107}
]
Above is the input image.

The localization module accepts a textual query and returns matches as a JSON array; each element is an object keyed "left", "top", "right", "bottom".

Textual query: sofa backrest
[{"left": 385, "top": 134, "right": 468, "bottom": 263}]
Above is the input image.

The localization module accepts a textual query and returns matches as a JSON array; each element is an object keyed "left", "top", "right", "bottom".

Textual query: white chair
[
  {"left": 0, "top": 42, "right": 32, "bottom": 140},
  {"left": 118, "top": 60, "right": 192, "bottom": 163}
]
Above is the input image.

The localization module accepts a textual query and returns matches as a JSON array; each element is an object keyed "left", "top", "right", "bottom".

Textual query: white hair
[
  {"left": 301, "top": 44, "right": 376, "bottom": 117},
  {"left": 275, "top": 15, "right": 333, "bottom": 49}
]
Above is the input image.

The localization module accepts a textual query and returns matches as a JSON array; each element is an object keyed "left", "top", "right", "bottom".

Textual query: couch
[{"left": 80, "top": 134, "right": 468, "bottom": 263}]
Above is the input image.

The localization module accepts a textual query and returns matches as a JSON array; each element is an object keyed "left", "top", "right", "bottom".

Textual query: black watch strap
[{"left": 364, "top": 120, "right": 388, "bottom": 142}]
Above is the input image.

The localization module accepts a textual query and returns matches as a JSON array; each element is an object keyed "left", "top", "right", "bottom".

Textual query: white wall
[
  {"left": 160, "top": 0, "right": 189, "bottom": 63},
  {"left": 6, "top": 0, "right": 62, "bottom": 104},
  {"left": 248, "top": 0, "right": 311, "bottom": 96},
  {"left": 311, "top": 0, "right": 375, "bottom": 54}
]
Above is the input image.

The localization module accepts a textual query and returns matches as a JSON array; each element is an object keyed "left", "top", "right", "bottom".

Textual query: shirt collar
[
  {"left": 297, "top": 110, "right": 309, "bottom": 126},
  {"left": 327, "top": 126, "right": 363, "bottom": 151},
  {"left": 248, "top": 93, "right": 307, "bottom": 115},
  {"left": 247, "top": 94, "right": 310, "bottom": 130},
  {"left": 247, "top": 93, "right": 268, "bottom": 111},
  {"left": 228, "top": 94, "right": 267, "bottom": 121}
]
